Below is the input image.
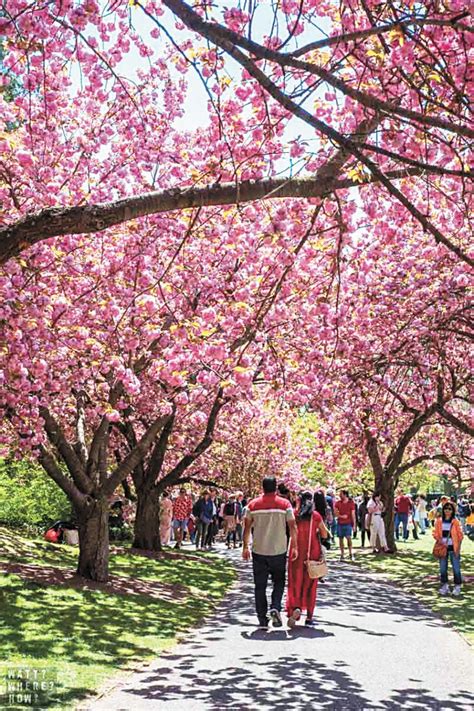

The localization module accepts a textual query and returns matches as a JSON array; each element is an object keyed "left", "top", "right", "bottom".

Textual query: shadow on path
[{"left": 88, "top": 549, "right": 474, "bottom": 710}]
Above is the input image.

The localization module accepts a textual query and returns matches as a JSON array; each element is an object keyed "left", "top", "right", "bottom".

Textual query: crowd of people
[
  {"left": 158, "top": 481, "right": 471, "bottom": 628},
  {"left": 159, "top": 487, "right": 247, "bottom": 550}
]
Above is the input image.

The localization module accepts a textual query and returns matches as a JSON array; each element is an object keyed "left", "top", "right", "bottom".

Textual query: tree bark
[
  {"left": 133, "top": 485, "right": 162, "bottom": 551},
  {"left": 75, "top": 496, "right": 110, "bottom": 582},
  {"left": 376, "top": 474, "right": 396, "bottom": 552}
]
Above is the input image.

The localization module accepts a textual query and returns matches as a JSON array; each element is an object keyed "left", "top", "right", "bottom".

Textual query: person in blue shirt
[{"left": 193, "top": 491, "right": 214, "bottom": 550}]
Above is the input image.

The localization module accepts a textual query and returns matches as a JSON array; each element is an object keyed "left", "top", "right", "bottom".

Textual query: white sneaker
[
  {"left": 453, "top": 585, "right": 462, "bottom": 597},
  {"left": 439, "top": 583, "right": 450, "bottom": 596}
]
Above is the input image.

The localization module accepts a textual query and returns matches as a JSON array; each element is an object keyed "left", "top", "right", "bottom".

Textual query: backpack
[
  {"left": 44, "top": 528, "right": 61, "bottom": 543},
  {"left": 224, "top": 502, "right": 236, "bottom": 517}
]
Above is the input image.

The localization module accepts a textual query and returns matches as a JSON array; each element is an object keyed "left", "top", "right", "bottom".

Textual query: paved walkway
[{"left": 87, "top": 548, "right": 473, "bottom": 710}]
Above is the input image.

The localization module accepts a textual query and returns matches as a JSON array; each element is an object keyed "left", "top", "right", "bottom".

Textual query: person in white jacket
[{"left": 367, "top": 492, "right": 389, "bottom": 554}]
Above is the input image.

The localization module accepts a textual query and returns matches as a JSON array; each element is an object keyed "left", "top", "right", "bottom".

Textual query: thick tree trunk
[
  {"left": 133, "top": 485, "right": 162, "bottom": 551},
  {"left": 377, "top": 474, "right": 396, "bottom": 552},
  {"left": 75, "top": 497, "right": 110, "bottom": 582}
]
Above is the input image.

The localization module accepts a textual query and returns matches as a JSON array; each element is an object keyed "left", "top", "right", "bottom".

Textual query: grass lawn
[
  {"left": 0, "top": 526, "right": 235, "bottom": 710},
  {"left": 344, "top": 529, "right": 474, "bottom": 644}
]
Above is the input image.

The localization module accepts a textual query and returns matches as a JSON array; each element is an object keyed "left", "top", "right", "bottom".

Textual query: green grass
[
  {"left": 345, "top": 530, "right": 474, "bottom": 644},
  {"left": 0, "top": 526, "right": 235, "bottom": 710}
]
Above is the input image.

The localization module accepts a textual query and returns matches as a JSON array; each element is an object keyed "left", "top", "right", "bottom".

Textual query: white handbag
[{"left": 305, "top": 513, "right": 328, "bottom": 579}]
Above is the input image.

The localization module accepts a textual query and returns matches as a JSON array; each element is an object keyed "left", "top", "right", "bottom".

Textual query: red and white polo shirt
[{"left": 245, "top": 493, "right": 294, "bottom": 556}]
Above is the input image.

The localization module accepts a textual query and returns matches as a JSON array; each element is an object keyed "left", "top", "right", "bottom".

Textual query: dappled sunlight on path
[{"left": 85, "top": 545, "right": 474, "bottom": 710}]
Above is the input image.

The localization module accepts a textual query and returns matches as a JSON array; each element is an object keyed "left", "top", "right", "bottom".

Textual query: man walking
[
  {"left": 193, "top": 490, "right": 214, "bottom": 550},
  {"left": 394, "top": 489, "right": 412, "bottom": 541},
  {"left": 335, "top": 489, "right": 356, "bottom": 561},
  {"left": 243, "top": 476, "right": 298, "bottom": 629},
  {"left": 172, "top": 487, "right": 192, "bottom": 549}
]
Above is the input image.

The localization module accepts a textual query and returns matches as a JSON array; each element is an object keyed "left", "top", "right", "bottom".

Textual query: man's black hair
[{"left": 262, "top": 476, "right": 277, "bottom": 494}]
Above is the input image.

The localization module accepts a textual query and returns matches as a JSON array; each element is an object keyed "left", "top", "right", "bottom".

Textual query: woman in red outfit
[{"left": 286, "top": 491, "right": 329, "bottom": 627}]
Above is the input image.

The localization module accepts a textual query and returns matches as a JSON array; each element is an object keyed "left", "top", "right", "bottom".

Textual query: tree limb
[
  {"left": 37, "top": 445, "right": 86, "bottom": 509},
  {"left": 397, "top": 453, "right": 462, "bottom": 478},
  {"left": 39, "top": 406, "right": 93, "bottom": 495},
  {"left": 160, "top": 0, "right": 474, "bottom": 267},
  {"left": 104, "top": 414, "right": 171, "bottom": 495},
  {"left": 160, "top": 0, "right": 473, "bottom": 140},
  {"left": 385, "top": 403, "right": 438, "bottom": 475},
  {"left": 0, "top": 169, "right": 425, "bottom": 264},
  {"left": 436, "top": 403, "right": 474, "bottom": 437}
]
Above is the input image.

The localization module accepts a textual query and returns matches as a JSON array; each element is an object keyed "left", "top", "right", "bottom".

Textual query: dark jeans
[
  {"left": 439, "top": 551, "right": 462, "bottom": 585},
  {"left": 395, "top": 512, "right": 409, "bottom": 540},
  {"left": 360, "top": 527, "right": 369, "bottom": 547},
  {"left": 252, "top": 552, "right": 286, "bottom": 622},
  {"left": 205, "top": 520, "right": 216, "bottom": 547}
]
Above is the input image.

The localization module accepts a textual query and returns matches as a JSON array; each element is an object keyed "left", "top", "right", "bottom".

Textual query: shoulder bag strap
[{"left": 307, "top": 513, "right": 313, "bottom": 562}]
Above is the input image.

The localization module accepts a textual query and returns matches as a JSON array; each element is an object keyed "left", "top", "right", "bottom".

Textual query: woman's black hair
[
  {"left": 442, "top": 502, "right": 457, "bottom": 521},
  {"left": 313, "top": 490, "right": 327, "bottom": 519},
  {"left": 298, "top": 491, "right": 314, "bottom": 520}
]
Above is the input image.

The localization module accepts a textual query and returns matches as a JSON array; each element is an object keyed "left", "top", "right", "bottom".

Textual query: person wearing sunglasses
[{"left": 433, "top": 502, "right": 464, "bottom": 596}]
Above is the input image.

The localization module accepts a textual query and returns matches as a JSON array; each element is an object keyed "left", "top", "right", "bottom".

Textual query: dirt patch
[{"left": 1, "top": 561, "right": 187, "bottom": 601}]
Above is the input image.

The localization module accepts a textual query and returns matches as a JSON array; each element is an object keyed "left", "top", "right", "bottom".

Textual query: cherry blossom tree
[
  {"left": 0, "top": 182, "right": 343, "bottom": 574},
  {"left": 198, "top": 400, "right": 311, "bottom": 497},
  {"left": 283, "top": 220, "right": 473, "bottom": 546},
  {"left": 1, "top": 0, "right": 472, "bottom": 566},
  {"left": 0, "top": 0, "right": 471, "bottom": 267}
]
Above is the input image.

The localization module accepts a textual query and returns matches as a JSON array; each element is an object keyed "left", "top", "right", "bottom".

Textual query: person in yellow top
[{"left": 433, "top": 502, "right": 463, "bottom": 597}]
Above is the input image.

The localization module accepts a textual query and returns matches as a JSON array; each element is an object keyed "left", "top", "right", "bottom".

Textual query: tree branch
[
  {"left": 154, "top": 389, "right": 226, "bottom": 491},
  {"left": 147, "top": 407, "right": 176, "bottom": 482},
  {"left": 39, "top": 406, "right": 93, "bottom": 495},
  {"left": 397, "top": 453, "right": 462, "bottom": 478},
  {"left": 385, "top": 403, "right": 438, "bottom": 476},
  {"left": 292, "top": 13, "right": 472, "bottom": 57},
  {"left": 0, "top": 169, "right": 424, "bottom": 264},
  {"left": 104, "top": 414, "right": 170, "bottom": 496},
  {"left": 159, "top": 0, "right": 474, "bottom": 267},
  {"left": 436, "top": 403, "right": 474, "bottom": 437},
  {"left": 37, "top": 445, "right": 86, "bottom": 509},
  {"left": 160, "top": 0, "right": 473, "bottom": 140}
]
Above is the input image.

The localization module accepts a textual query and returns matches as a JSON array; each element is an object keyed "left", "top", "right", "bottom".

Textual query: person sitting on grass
[{"left": 433, "top": 501, "right": 464, "bottom": 597}]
